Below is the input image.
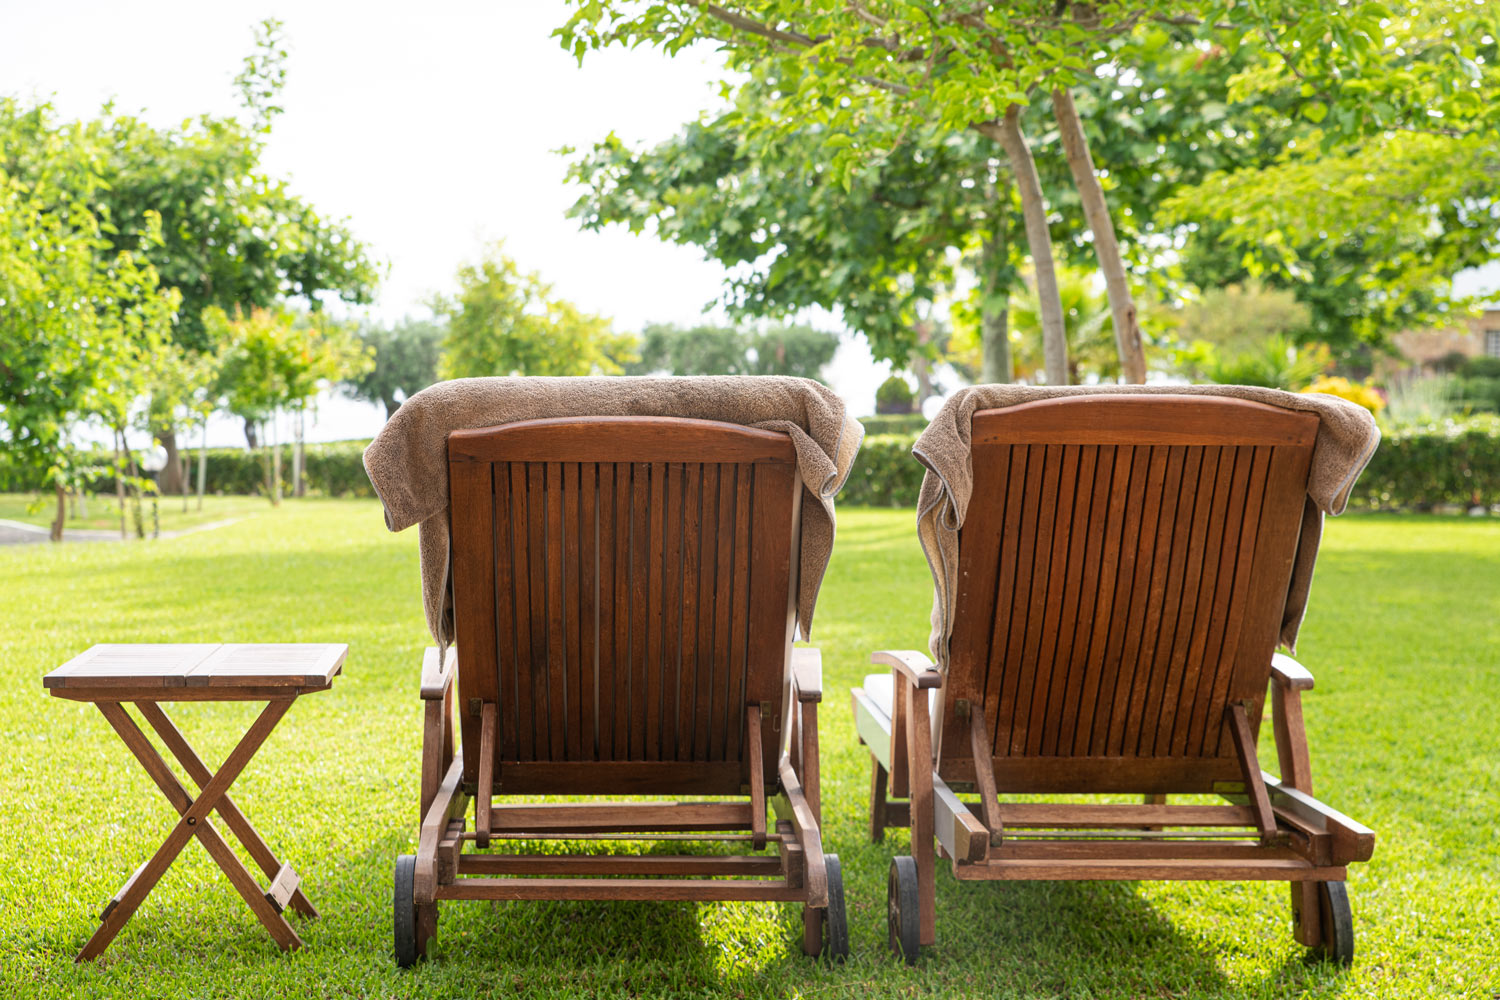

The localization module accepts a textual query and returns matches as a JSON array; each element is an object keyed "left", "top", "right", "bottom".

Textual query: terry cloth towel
[
  {"left": 914, "top": 384, "right": 1381, "bottom": 671},
  {"left": 364, "top": 376, "right": 864, "bottom": 650}
]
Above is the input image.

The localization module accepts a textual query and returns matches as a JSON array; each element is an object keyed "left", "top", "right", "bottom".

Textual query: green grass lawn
[
  {"left": 0, "top": 492, "right": 270, "bottom": 535},
  {"left": 2, "top": 501, "right": 1496, "bottom": 998}
]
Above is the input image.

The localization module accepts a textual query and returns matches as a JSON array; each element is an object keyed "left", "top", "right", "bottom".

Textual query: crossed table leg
[{"left": 78, "top": 698, "right": 316, "bottom": 962}]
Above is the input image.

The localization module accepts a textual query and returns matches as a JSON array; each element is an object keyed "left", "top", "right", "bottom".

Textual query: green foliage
[
  {"left": 1008, "top": 267, "right": 1120, "bottom": 383},
  {"left": 560, "top": 2, "right": 1500, "bottom": 362},
  {"left": 1459, "top": 356, "right": 1500, "bottom": 380},
  {"left": 0, "top": 100, "right": 179, "bottom": 492},
  {"left": 1197, "top": 335, "right": 1329, "bottom": 391},
  {"left": 1453, "top": 377, "right": 1500, "bottom": 413},
  {"left": 207, "top": 307, "right": 372, "bottom": 428},
  {"left": 857, "top": 413, "right": 930, "bottom": 436},
  {"left": 344, "top": 318, "right": 444, "bottom": 417},
  {"left": 874, "top": 375, "right": 915, "bottom": 415},
  {"left": 1176, "top": 283, "right": 1312, "bottom": 353},
  {"left": 1382, "top": 375, "right": 1458, "bottom": 429},
  {"left": 1353, "top": 416, "right": 1500, "bottom": 510},
  {"left": 838, "top": 434, "right": 924, "bottom": 506},
  {"left": 626, "top": 322, "right": 838, "bottom": 380},
  {"left": 436, "top": 246, "right": 635, "bottom": 379}
]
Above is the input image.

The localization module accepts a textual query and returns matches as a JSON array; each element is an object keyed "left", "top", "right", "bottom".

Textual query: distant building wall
[{"left": 1392, "top": 308, "right": 1500, "bottom": 372}]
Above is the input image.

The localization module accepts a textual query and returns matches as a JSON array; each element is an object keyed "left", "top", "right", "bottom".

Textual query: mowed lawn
[{"left": 1, "top": 500, "right": 1496, "bottom": 998}]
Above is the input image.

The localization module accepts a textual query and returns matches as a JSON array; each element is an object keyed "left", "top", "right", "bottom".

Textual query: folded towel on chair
[
  {"left": 912, "top": 384, "right": 1381, "bottom": 671},
  {"left": 363, "top": 375, "right": 864, "bottom": 650}
]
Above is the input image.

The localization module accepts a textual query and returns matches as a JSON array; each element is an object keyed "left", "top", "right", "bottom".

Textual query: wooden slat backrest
[
  {"left": 447, "top": 416, "right": 802, "bottom": 795},
  {"left": 940, "top": 396, "right": 1318, "bottom": 794}
]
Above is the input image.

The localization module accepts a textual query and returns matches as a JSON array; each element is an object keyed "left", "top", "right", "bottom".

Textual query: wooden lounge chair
[
  {"left": 395, "top": 416, "right": 847, "bottom": 965},
  {"left": 851, "top": 395, "right": 1375, "bottom": 965}
]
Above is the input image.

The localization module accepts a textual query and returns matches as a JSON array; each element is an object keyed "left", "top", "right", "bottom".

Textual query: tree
[
  {"left": 0, "top": 101, "right": 179, "bottom": 540},
  {"left": 345, "top": 318, "right": 444, "bottom": 418},
  {"left": 74, "top": 19, "right": 380, "bottom": 492},
  {"left": 208, "top": 306, "right": 372, "bottom": 503},
  {"left": 559, "top": 1, "right": 1499, "bottom": 384},
  {"left": 1007, "top": 267, "right": 1120, "bottom": 384},
  {"left": 437, "top": 246, "right": 636, "bottom": 379},
  {"left": 626, "top": 322, "right": 839, "bottom": 380}
]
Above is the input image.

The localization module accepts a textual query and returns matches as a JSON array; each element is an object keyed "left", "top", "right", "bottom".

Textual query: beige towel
[
  {"left": 364, "top": 376, "right": 864, "bottom": 650},
  {"left": 914, "top": 385, "right": 1380, "bottom": 670}
]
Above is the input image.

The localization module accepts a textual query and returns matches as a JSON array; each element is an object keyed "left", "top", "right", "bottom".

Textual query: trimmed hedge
[
  {"left": 840, "top": 418, "right": 1500, "bottom": 511},
  {"left": 1351, "top": 416, "right": 1500, "bottom": 510},
  {"left": 858, "top": 413, "right": 931, "bottom": 436},
  {"left": 9, "top": 421, "right": 1499, "bottom": 512},
  {"left": 0, "top": 440, "right": 376, "bottom": 498}
]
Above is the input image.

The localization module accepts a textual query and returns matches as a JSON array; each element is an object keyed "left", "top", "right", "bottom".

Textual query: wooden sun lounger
[
  {"left": 395, "top": 416, "right": 846, "bottom": 965},
  {"left": 852, "top": 395, "right": 1375, "bottom": 966}
]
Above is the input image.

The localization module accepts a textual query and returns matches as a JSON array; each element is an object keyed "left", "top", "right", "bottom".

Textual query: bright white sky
[{"left": 1, "top": 0, "right": 890, "bottom": 446}]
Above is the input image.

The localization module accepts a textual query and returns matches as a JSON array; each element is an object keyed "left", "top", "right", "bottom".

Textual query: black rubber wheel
[
  {"left": 1312, "top": 880, "right": 1355, "bottom": 966},
  {"left": 394, "top": 854, "right": 419, "bottom": 968},
  {"left": 821, "top": 854, "right": 850, "bottom": 963},
  {"left": 888, "top": 855, "right": 920, "bottom": 965}
]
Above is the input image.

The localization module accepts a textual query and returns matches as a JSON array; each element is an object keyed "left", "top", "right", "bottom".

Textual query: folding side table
[{"left": 44, "top": 643, "right": 346, "bottom": 962}]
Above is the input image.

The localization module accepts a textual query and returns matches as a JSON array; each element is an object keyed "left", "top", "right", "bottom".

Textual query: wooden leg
[
  {"left": 869, "top": 758, "right": 889, "bottom": 843},
  {"left": 1291, "top": 881, "right": 1323, "bottom": 948},
  {"left": 903, "top": 679, "right": 936, "bottom": 947},
  {"left": 136, "top": 702, "right": 317, "bottom": 919},
  {"left": 802, "top": 904, "right": 823, "bottom": 957},
  {"left": 81, "top": 700, "right": 297, "bottom": 961}
]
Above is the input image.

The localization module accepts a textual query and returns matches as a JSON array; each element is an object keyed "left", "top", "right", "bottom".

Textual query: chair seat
[{"left": 862, "top": 674, "right": 894, "bottom": 721}]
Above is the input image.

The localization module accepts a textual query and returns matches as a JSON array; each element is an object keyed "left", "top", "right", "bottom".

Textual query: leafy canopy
[
  {"left": 626, "top": 322, "right": 839, "bottom": 379},
  {"left": 436, "top": 246, "right": 636, "bottom": 380}
]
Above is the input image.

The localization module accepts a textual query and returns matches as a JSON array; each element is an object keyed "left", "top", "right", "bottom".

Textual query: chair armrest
[
  {"left": 871, "top": 650, "right": 942, "bottom": 690},
  {"left": 1271, "top": 653, "right": 1314, "bottom": 692},
  {"left": 420, "top": 647, "right": 456, "bottom": 700},
  {"left": 791, "top": 647, "right": 822, "bottom": 703}
]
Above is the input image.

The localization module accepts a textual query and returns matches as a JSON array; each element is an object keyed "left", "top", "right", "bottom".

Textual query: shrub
[
  {"left": 858, "top": 413, "right": 930, "bottom": 435},
  {"left": 875, "top": 375, "right": 916, "bottom": 414},
  {"left": 839, "top": 434, "right": 925, "bottom": 507},
  {"left": 834, "top": 418, "right": 1500, "bottom": 512},
  {"left": 1303, "top": 376, "right": 1384, "bottom": 415},
  {"left": 1459, "top": 356, "right": 1500, "bottom": 379}
]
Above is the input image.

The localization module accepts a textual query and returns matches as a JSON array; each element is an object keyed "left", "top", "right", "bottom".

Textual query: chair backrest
[
  {"left": 939, "top": 395, "right": 1319, "bottom": 794},
  {"left": 446, "top": 416, "right": 803, "bottom": 796}
]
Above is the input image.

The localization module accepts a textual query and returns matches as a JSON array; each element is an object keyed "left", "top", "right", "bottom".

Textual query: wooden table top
[{"left": 44, "top": 643, "right": 347, "bottom": 696}]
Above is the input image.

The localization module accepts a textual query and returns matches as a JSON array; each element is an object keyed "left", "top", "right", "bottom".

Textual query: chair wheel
[
  {"left": 888, "top": 855, "right": 920, "bottom": 965},
  {"left": 1311, "top": 880, "right": 1355, "bottom": 966},
  {"left": 394, "top": 854, "right": 420, "bottom": 968},
  {"left": 821, "top": 854, "right": 850, "bottom": 962}
]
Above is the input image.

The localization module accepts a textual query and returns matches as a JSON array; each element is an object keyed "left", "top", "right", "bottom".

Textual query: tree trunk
[
  {"left": 911, "top": 320, "right": 936, "bottom": 406},
  {"left": 50, "top": 482, "right": 66, "bottom": 542},
  {"left": 384, "top": 397, "right": 401, "bottom": 420},
  {"left": 270, "top": 416, "right": 282, "bottom": 507},
  {"left": 979, "top": 199, "right": 1013, "bottom": 384},
  {"left": 293, "top": 408, "right": 305, "bottom": 498},
  {"left": 244, "top": 419, "right": 259, "bottom": 450},
  {"left": 1052, "top": 86, "right": 1147, "bottom": 384},
  {"left": 114, "top": 429, "right": 127, "bottom": 539},
  {"left": 157, "top": 426, "right": 185, "bottom": 495},
  {"left": 979, "top": 109, "right": 1069, "bottom": 385},
  {"left": 197, "top": 422, "right": 208, "bottom": 512}
]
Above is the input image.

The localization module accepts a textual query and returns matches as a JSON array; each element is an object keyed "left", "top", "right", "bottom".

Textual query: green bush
[
  {"left": 835, "top": 419, "right": 1500, "bottom": 512},
  {"left": 1459, "top": 355, "right": 1500, "bottom": 379},
  {"left": 875, "top": 375, "right": 915, "bottom": 414},
  {"left": 858, "top": 413, "right": 930, "bottom": 436},
  {"left": 1354, "top": 416, "right": 1500, "bottom": 510},
  {"left": 839, "top": 434, "right": 925, "bottom": 507},
  {"left": 1454, "top": 376, "right": 1500, "bottom": 412},
  {"left": 0, "top": 440, "right": 375, "bottom": 498}
]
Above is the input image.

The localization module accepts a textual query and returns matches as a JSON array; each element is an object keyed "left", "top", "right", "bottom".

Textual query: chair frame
[
  {"left": 397, "top": 416, "right": 845, "bottom": 964},
  {"left": 853, "top": 396, "right": 1375, "bottom": 964}
]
